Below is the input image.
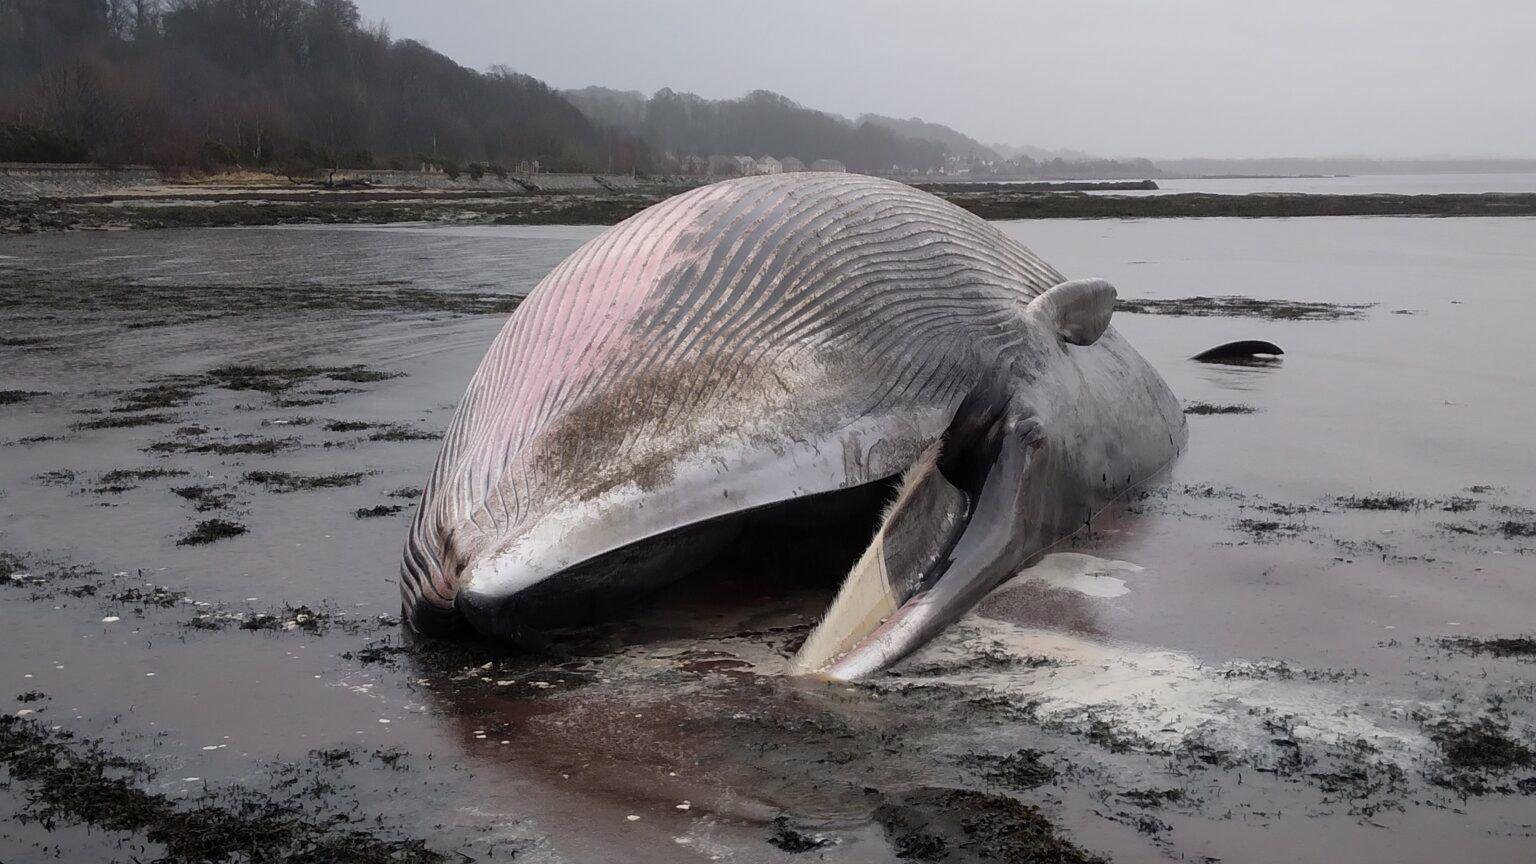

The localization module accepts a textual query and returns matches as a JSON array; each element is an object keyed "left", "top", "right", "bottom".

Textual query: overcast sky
[{"left": 351, "top": 0, "right": 1536, "bottom": 159}]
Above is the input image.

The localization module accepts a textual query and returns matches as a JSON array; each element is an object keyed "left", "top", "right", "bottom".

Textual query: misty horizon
[{"left": 351, "top": 0, "right": 1536, "bottom": 162}]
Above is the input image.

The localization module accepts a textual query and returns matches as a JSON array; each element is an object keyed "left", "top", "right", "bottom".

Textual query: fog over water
[{"left": 352, "top": 0, "right": 1536, "bottom": 159}]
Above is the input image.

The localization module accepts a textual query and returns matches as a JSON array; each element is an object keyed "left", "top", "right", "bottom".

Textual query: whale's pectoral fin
[
  {"left": 791, "top": 389, "right": 1044, "bottom": 680},
  {"left": 1026, "top": 278, "right": 1116, "bottom": 346}
]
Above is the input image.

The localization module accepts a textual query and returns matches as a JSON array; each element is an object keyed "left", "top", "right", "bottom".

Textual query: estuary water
[
  {"left": 3, "top": 215, "right": 1535, "bottom": 862},
  {"left": 1082, "top": 171, "right": 1536, "bottom": 195}
]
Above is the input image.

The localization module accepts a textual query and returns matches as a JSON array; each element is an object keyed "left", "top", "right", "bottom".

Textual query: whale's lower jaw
[{"left": 414, "top": 409, "right": 947, "bottom": 640}]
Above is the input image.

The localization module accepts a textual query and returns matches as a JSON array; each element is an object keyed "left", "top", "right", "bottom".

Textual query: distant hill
[
  {"left": 857, "top": 114, "right": 999, "bottom": 162},
  {"left": 560, "top": 87, "right": 947, "bottom": 173}
]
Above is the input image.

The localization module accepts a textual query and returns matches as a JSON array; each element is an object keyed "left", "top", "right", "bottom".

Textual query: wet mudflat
[{"left": 2, "top": 217, "right": 1535, "bottom": 862}]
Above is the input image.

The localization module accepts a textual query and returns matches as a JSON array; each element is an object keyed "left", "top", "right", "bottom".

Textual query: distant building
[
  {"left": 707, "top": 155, "right": 739, "bottom": 176},
  {"left": 733, "top": 155, "right": 755, "bottom": 174},
  {"left": 810, "top": 159, "right": 846, "bottom": 173},
  {"left": 752, "top": 156, "right": 783, "bottom": 175},
  {"left": 780, "top": 156, "right": 806, "bottom": 173},
  {"left": 680, "top": 155, "right": 708, "bottom": 174}
]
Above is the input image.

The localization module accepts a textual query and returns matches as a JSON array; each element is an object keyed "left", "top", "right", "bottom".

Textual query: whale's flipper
[
  {"left": 789, "top": 442, "right": 969, "bottom": 673},
  {"left": 791, "top": 391, "right": 1045, "bottom": 679}
]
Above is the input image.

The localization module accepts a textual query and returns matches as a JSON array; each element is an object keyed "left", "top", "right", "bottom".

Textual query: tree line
[
  {"left": 0, "top": 0, "right": 650, "bottom": 172},
  {"left": 565, "top": 87, "right": 949, "bottom": 174},
  {"left": 0, "top": 1, "right": 1156, "bottom": 179}
]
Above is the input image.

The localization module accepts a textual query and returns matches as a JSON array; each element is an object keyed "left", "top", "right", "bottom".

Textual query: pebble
[
  {"left": 102, "top": 616, "right": 120, "bottom": 623},
  {"left": 626, "top": 814, "right": 640, "bottom": 822}
]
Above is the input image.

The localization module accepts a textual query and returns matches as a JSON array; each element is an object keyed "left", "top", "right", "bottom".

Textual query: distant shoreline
[{"left": 4, "top": 167, "right": 1536, "bottom": 233}]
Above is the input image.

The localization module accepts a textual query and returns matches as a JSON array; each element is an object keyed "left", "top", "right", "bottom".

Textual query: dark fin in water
[{"left": 1191, "top": 339, "right": 1284, "bottom": 362}]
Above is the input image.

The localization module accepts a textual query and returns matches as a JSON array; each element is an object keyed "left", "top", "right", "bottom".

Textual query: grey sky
[{"left": 351, "top": 0, "right": 1536, "bottom": 159}]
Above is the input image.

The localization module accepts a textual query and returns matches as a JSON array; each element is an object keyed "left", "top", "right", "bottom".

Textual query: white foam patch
[
  {"left": 1003, "top": 552, "right": 1142, "bottom": 598},
  {"left": 893, "top": 616, "right": 1427, "bottom": 757}
]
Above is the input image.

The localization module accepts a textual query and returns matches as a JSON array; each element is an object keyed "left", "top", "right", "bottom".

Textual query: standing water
[{"left": 2, "top": 216, "right": 1534, "bottom": 862}]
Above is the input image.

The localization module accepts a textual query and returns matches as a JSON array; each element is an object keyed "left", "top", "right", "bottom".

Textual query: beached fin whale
[{"left": 401, "top": 174, "right": 1187, "bottom": 679}]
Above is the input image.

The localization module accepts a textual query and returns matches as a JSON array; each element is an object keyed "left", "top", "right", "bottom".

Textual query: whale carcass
[{"left": 401, "top": 173, "right": 1186, "bottom": 679}]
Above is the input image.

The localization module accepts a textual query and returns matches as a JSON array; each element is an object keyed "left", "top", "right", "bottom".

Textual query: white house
[
  {"left": 780, "top": 156, "right": 806, "bottom": 172},
  {"left": 752, "top": 155, "right": 783, "bottom": 175},
  {"left": 810, "top": 159, "right": 846, "bottom": 173}
]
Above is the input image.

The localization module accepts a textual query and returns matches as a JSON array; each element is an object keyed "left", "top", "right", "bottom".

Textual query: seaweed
[
  {"left": 243, "top": 470, "right": 367, "bottom": 492},
  {"left": 171, "top": 485, "right": 235, "bottom": 511},
  {"left": 0, "top": 714, "right": 448, "bottom": 864},
  {"left": 1184, "top": 401, "right": 1259, "bottom": 415},
  {"left": 72, "top": 411, "right": 176, "bottom": 430},
  {"left": 0, "top": 389, "right": 48, "bottom": 404},
  {"left": 175, "top": 519, "right": 248, "bottom": 546},
  {"left": 872, "top": 787, "right": 1106, "bottom": 864}
]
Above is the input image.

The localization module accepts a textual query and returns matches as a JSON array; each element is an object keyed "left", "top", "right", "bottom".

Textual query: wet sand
[{"left": 3, "top": 219, "right": 1535, "bottom": 862}]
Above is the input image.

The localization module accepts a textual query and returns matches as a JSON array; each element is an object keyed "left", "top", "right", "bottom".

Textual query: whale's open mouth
[{"left": 451, "top": 475, "right": 902, "bottom": 650}]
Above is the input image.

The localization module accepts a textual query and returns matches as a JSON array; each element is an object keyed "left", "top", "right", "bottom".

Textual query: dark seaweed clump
[
  {"left": 203, "top": 364, "right": 401, "bottom": 394},
  {"left": 1428, "top": 716, "right": 1536, "bottom": 795},
  {"left": 0, "top": 389, "right": 48, "bottom": 405},
  {"left": 1440, "top": 636, "right": 1536, "bottom": 660},
  {"left": 873, "top": 787, "right": 1106, "bottom": 864},
  {"left": 0, "top": 714, "right": 448, "bottom": 864},
  {"left": 240, "top": 604, "right": 330, "bottom": 634},
  {"left": 366, "top": 424, "right": 442, "bottom": 442},
  {"left": 175, "top": 519, "right": 248, "bottom": 546},
  {"left": 1499, "top": 520, "right": 1536, "bottom": 538},
  {"left": 114, "top": 383, "right": 200, "bottom": 412},
  {"left": 1232, "top": 518, "right": 1309, "bottom": 541},
  {"left": 966, "top": 748, "right": 1058, "bottom": 790},
  {"left": 1118, "top": 788, "right": 1186, "bottom": 808},
  {"left": 172, "top": 485, "right": 236, "bottom": 511},
  {"left": 1184, "top": 402, "right": 1258, "bottom": 415},
  {"left": 33, "top": 469, "right": 78, "bottom": 486},
  {"left": 1333, "top": 494, "right": 1430, "bottom": 511},
  {"left": 72, "top": 412, "right": 177, "bottom": 431},
  {"left": 243, "top": 470, "right": 367, "bottom": 493},
  {"left": 355, "top": 505, "right": 404, "bottom": 519},
  {"left": 1117, "top": 295, "right": 1373, "bottom": 321},
  {"left": 102, "top": 468, "right": 189, "bottom": 484},
  {"left": 766, "top": 816, "right": 833, "bottom": 853},
  {"left": 149, "top": 435, "right": 300, "bottom": 456}
]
